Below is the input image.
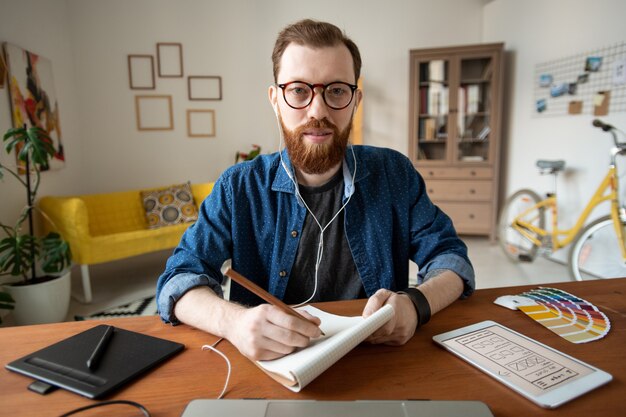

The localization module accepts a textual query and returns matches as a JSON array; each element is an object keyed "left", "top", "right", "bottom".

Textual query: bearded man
[{"left": 157, "top": 19, "right": 475, "bottom": 361}]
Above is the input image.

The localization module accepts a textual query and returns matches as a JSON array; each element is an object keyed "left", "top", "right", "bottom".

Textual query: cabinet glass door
[
  {"left": 456, "top": 56, "right": 493, "bottom": 163},
  {"left": 416, "top": 59, "right": 449, "bottom": 162}
]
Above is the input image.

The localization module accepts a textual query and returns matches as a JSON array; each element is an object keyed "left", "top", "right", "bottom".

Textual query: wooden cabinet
[{"left": 409, "top": 43, "right": 504, "bottom": 239}]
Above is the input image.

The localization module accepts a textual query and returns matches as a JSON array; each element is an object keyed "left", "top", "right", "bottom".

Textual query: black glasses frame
[{"left": 277, "top": 81, "right": 358, "bottom": 110}]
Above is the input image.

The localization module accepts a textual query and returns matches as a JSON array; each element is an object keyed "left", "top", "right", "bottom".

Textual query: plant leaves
[
  {"left": 41, "top": 232, "right": 72, "bottom": 273},
  {"left": 0, "top": 291, "right": 15, "bottom": 310},
  {"left": 0, "top": 292, "right": 15, "bottom": 303},
  {"left": 3, "top": 126, "right": 55, "bottom": 169},
  {"left": 0, "top": 235, "right": 39, "bottom": 277}
]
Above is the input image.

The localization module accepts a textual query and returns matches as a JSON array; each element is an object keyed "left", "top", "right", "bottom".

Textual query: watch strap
[{"left": 398, "top": 287, "right": 431, "bottom": 328}]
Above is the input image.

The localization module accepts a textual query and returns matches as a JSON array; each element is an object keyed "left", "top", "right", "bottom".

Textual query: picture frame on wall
[
  {"left": 186, "top": 109, "right": 216, "bottom": 137},
  {"left": 188, "top": 76, "right": 222, "bottom": 100},
  {"left": 128, "top": 55, "right": 155, "bottom": 89},
  {"left": 135, "top": 95, "right": 174, "bottom": 131},
  {"left": 157, "top": 42, "right": 183, "bottom": 78}
]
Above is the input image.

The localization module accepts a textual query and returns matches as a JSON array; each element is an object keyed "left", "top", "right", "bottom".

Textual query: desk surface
[{"left": 1, "top": 279, "right": 624, "bottom": 417}]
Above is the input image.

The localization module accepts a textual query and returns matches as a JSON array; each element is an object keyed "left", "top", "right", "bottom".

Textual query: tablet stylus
[{"left": 87, "top": 325, "right": 114, "bottom": 370}]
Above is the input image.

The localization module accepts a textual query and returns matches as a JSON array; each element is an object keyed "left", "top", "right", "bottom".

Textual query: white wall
[
  {"left": 4, "top": 0, "right": 625, "bottom": 240},
  {"left": 0, "top": 0, "right": 83, "bottom": 228},
  {"left": 1, "top": 0, "right": 487, "bottom": 225},
  {"left": 483, "top": 0, "right": 626, "bottom": 261}
]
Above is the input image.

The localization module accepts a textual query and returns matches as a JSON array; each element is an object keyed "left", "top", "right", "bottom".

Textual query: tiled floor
[{"left": 65, "top": 236, "right": 574, "bottom": 320}]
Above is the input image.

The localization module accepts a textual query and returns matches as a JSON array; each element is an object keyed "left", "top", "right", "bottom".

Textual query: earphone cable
[
  {"left": 275, "top": 110, "right": 357, "bottom": 306},
  {"left": 202, "top": 338, "right": 230, "bottom": 399}
]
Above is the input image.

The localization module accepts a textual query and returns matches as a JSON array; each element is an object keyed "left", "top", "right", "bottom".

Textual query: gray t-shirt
[{"left": 283, "top": 169, "right": 364, "bottom": 304}]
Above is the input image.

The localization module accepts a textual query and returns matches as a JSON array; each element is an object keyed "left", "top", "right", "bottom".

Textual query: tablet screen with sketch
[{"left": 433, "top": 321, "right": 612, "bottom": 408}]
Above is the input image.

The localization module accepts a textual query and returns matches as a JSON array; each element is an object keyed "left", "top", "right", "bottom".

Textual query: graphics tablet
[
  {"left": 6, "top": 325, "right": 184, "bottom": 399},
  {"left": 432, "top": 321, "right": 612, "bottom": 408}
]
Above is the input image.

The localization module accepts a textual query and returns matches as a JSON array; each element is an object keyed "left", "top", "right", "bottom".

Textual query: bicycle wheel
[
  {"left": 569, "top": 215, "right": 626, "bottom": 281},
  {"left": 498, "top": 189, "right": 545, "bottom": 262}
]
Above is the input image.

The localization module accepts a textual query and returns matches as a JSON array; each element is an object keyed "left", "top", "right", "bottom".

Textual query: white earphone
[{"left": 273, "top": 105, "right": 357, "bottom": 306}]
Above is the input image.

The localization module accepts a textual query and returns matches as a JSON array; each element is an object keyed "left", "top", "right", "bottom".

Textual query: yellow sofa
[{"left": 38, "top": 183, "right": 213, "bottom": 303}]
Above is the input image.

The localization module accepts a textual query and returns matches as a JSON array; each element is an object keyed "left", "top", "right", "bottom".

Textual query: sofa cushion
[{"left": 140, "top": 182, "right": 199, "bottom": 229}]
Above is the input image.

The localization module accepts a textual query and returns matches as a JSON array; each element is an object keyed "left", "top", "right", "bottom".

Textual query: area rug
[{"left": 75, "top": 295, "right": 157, "bottom": 321}]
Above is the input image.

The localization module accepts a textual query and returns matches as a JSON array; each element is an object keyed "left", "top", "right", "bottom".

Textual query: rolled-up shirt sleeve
[
  {"left": 419, "top": 253, "right": 475, "bottom": 298},
  {"left": 157, "top": 273, "right": 224, "bottom": 325}
]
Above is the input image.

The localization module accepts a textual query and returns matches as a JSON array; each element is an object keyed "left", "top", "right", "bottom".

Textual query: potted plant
[
  {"left": 0, "top": 291, "right": 15, "bottom": 325},
  {"left": 235, "top": 144, "right": 261, "bottom": 163},
  {"left": 0, "top": 126, "right": 72, "bottom": 325}
]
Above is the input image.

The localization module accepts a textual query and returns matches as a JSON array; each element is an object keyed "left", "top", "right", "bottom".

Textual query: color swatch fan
[{"left": 494, "top": 287, "right": 610, "bottom": 344}]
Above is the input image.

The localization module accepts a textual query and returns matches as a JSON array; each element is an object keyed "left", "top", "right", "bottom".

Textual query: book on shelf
[
  {"left": 440, "top": 86, "right": 449, "bottom": 115},
  {"left": 456, "top": 87, "right": 465, "bottom": 135},
  {"left": 467, "top": 85, "right": 480, "bottom": 114},
  {"left": 461, "top": 155, "right": 485, "bottom": 162},
  {"left": 255, "top": 304, "right": 394, "bottom": 392},
  {"left": 424, "top": 118, "right": 436, "bottom": 140},
  {"left": 428, "top": 88, "right": 440, "bottom": 115},
  {"left": 477, "top": 126, "right": 491, "bottom": 141},
  {"left": 420, "top": 87, "right": 428, "bottom": 113},
  {"left": 429, "top": 60, "right": 445, "bottom": 82},
  {"left": 481, "top": 61, "right": 493, "bottom": 80}
]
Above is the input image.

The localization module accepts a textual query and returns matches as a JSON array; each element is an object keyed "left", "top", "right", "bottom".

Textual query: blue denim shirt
[{"left": 157, "top": 145, "right": 475, "bottom": 324}]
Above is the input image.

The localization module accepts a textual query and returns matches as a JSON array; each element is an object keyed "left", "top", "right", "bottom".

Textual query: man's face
[{"left": 269, "top": 43, "right": 361, "bottom": 175}]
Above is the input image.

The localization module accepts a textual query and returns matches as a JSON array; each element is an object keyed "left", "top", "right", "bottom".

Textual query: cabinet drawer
[
  {"left": 426, "top": 180, "right": 493, "bottom": 201},
  {"left": 419, "top": 167, "right": 493, "bottom": 180},
  {"left": 437, "top": 202, "right": 493, "bottom": 234}
]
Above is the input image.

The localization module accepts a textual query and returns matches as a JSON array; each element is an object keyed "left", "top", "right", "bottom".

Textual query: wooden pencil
[{"left": 223, "top": 267, "right": 324, "bottom": 335}]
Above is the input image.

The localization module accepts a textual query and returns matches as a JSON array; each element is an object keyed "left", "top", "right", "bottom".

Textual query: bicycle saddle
[{"left": 536, "top": 160, "right": 565, "bottom": 172}]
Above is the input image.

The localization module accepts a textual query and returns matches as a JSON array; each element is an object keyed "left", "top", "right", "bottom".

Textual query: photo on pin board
[
  {"left": 613, "top": 58, "right": 626, "bottom": 85},
  {"left": 539, "top": 74, "right": 552, "bottom": 87},
  {"left": 585, "top": 56, "right": 602, "bottom": 72},
  {"left": 536, "top": 99, "right": 547, "bottom": 113}
]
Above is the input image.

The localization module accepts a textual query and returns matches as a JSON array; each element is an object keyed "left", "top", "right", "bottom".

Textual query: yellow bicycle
[{"left": 498, "top": 119, "right": 626, "bottom": 281}]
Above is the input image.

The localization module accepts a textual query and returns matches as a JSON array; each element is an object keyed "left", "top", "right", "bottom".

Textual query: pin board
[{"left": 533, "top": 42, "right": 626, "bottom": 117}]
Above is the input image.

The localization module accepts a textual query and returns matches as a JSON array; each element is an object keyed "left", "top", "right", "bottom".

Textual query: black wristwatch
[{"left": 398, "top": 287, "right": 431, "bottom": 328}]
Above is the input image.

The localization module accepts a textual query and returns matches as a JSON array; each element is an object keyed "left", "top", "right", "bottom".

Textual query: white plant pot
[{"left": 4, "top": 271, "right": 71, "bottom": 325}]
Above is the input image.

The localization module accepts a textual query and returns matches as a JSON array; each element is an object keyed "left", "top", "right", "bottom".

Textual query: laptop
[{"left": 180, "top": 399, "right": 494, "bottom": 417}]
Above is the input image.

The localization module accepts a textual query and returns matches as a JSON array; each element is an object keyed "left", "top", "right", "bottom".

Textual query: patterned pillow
[{"left": 140, "top": 182, "right": 198, "bottom": 229}]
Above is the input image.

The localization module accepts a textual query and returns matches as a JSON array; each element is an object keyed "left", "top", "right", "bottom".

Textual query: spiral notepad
[{"left": 256, "top": 304, "right": 394, "bottom": 391}]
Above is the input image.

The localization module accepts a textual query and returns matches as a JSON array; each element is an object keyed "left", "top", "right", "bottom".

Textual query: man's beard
[{"left": 280, "top": 116, "right": 352, "bottom": 175}]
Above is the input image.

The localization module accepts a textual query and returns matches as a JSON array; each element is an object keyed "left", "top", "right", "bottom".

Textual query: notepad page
[{"left": 257, "top": 304, "right": 394, "bottom": 392}]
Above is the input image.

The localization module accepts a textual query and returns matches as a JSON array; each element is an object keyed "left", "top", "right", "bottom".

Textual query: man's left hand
[{"left": 362, "top": 289, "right": 418, "bottom": 345}]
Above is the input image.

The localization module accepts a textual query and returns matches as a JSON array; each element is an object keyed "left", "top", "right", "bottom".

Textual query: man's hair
[{"left": 272, "top": 19, "right": 361, "bottom": 83}]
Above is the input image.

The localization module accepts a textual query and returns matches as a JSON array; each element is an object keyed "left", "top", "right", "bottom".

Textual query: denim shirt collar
[{"left": 271, "top": 146, "right": 369, "bottom": 203}]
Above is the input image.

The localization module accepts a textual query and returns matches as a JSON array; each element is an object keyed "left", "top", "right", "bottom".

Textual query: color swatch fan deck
[{"left": 495, "top": 287, "right": 610, "bottom": 344}]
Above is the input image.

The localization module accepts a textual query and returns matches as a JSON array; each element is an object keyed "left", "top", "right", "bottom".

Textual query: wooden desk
[{"left": 1, "top": 279, "right": 624, "bottom": 417}]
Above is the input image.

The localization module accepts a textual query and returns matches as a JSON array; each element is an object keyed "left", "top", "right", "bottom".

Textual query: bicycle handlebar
[
  {"left": 592, "top": 119, "right": 614, "bottom": 132},
  {"left": 593, "top": 119, "right": 625, "bottom": 149}
]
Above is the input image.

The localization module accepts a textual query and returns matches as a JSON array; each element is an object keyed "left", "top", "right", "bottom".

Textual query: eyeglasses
[{"left": 277, "top": 81, "right": 358, "bottom": 110}]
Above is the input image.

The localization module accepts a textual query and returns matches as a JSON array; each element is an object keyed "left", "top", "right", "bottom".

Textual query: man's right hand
[
  {"left": 174, "top": 286, "right": 321, "bottom": 361},
  {"left": 226, "top": 304, "right": 322, "bottom": 360}
]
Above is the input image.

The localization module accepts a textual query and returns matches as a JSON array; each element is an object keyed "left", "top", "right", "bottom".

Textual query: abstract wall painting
[{"left": 3, "top": 42, "right": 65, "bottom": 170}]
